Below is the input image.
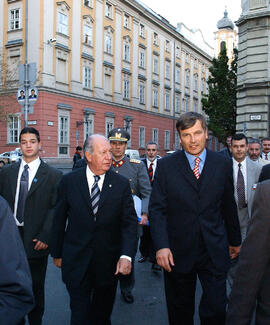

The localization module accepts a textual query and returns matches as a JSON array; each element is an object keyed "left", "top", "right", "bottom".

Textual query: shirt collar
[
  {"left": 21, "top": 157, "right": 40, "bottom": 171},
  {"left": 233, "top": 157, "right": 246, "bottom": 168},
  {"left": 86, "top": 165, "right": 105, "bottom": 179},
  {"left": 184, "top": 148, "right": 206, "bottom": 165}
]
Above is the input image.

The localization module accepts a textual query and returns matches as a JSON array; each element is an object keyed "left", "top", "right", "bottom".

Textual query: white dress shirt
[
  {"left": 14, "top": 157, "right": 41, "bottom": 226},
  {"left": 86, "top": 165, "right": 131, "bottom": 262},
  {"left": 233, "top": 157, "right": 247, "bottom": 204},
  {"left": 146, "top": 158, "right": 157, "bottom": 178},
  {"left": 262, "top": 152, "right": 270, "bottom": 160}
]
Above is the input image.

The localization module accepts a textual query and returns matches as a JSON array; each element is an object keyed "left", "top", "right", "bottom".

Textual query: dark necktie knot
[
  {"left": 94, "top": 175, "right": 100, "bottom": 183},
  {"left": 238, "top": 163, "right": 242, "bottom": 169}
]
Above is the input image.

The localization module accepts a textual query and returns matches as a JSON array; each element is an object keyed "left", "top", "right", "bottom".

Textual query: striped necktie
[
  {"left": 193, "top": 157, "right": 200, "bottom": 179},
  {"left": 237, "top": 163, "right": 246, "bottom": 209},
  {"left": 17, "top": 164, "right": 29, "bottom": 223},
  {"left": 91, "top": 175, "right": 100, "bottom": 217},
  {"left": 148, "top": 162, "right": 154, "bottom": 183}
]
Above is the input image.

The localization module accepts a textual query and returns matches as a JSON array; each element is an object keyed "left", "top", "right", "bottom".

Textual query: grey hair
[
  {"left": 248, "top": 138, "right": 261, "bottom": 147},
  {"left": 83, "top": 134, "right": 108, "bottom": 155},
  {"left": 146, "top": 141, "right": 159, "bottom": 150}
]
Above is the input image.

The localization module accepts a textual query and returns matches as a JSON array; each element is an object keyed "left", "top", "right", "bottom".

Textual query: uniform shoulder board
[{"left": 130, "top": 158, "right": 141, "bottom": 164}]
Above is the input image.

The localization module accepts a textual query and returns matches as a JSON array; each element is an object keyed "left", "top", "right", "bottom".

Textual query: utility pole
[{"left": 23, "top": 0, "right": 29, "bottom": 127}]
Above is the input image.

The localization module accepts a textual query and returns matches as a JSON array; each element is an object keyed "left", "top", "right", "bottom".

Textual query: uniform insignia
[
  {"left": 130, "top": 159, "right": 140, "bottom": 164},
  {"left": 112, "top": 159, "right": 125, "bottom": 168}
]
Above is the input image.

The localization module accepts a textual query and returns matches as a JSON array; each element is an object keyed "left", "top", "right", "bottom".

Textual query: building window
[
  {"left": 202, "top": 78, "right": 205, "bottom": 92},
  {"left": 176, "top": 69, "right": 180, "bottom": 84},
  {"left": 83, "top": 66, "right": 92, "bottom": 89},
  {"left": 165, "top": 92, "right": 170, "bottom": 110},
  {"left": 83, "top": 25, "right": 93, "bottom": 46},
  {"left": 185, "top": 53, "right": 189, "bottom": 63},
  {"left": 165, "top": 40, "right": 170, "bottom": 52},
  {"left": 9, "top": 9, "right": 21, "bottom": 30},
  {"left": 84, "top": 116, "right": 94, "bottom": 140},
  {"left": 153, "top": 32, "right": 158, "bottom": 45},
  {"left": 139, "top": 82, "right": 145, "bottom": 104},
  {"left": 105, "top": 3, "right": 112, "bottom": 18},
  {"left": 176, "top": 46, "right": 180, "bottom": 58},
  {"left": 104, "top": 68, "right": 113, "bottom": 95},
  {"left": 105, "top": 117, "right": 114, "bottom": 138},
  {"left": 58, "top": 114, "right": 69, "bottom": 156},
  {"left": 165, "top": 62, "right": 170, "bottom": 80},
  {"left": 123, "top": 14, "right": 130, "bottom": 29},
  {"left": 164, "top": 130, "right": 170, "bottom": 150},
  {"left": 123, "top": 43, "right": 130, "bottom": 61},
  {"left": 193, "top": 99, "right": 198, "bottom": 112},
  {"left": 139, "top": 127, "right": 145, "bottom": 148},
  {"left": 175, "top": 95, "right": 180, "bottom": 113},
  {"left": 84, "top": 0, "right": 93, "bottom": 7},
  {"left": 7, "top": 115, "right": 20, "bottom": 143},
  {"left": 57, "top": 12, "right": 68, "bottom": 35},
  {"left": 153, "top": 87, "right": 158, "bottom": 108},
  {"left": 194, "top": 74, "right": 198, "bottom": 92},
  {"left": 139, "top": 24, "right": 144, "bottom": 37},
  {"left": 139, "top": 50, "right": 145, "bottom": 68},
  {"left": 185, "top": 71, "right": 190, "bottom": 88},
  {"left": 124, "top": 120, "right": 132, "bottom": 147},
  {"left": 184, "top": 97, "right": 189, "bottom": 111},
  {"left": 175, "top": 131, "right": 180, "bottom": 149},
  {"left": 152, "top": 128, "right": 158, "bottom": 144},
  {"left": 123, "top": 75, "right": 130, "bottom": 99},
  {"left": 153, "top": 56, "right": 159, "bottom": 74},
  {"left": 105, "top": 33, "right": 112, "bottom": 54}
]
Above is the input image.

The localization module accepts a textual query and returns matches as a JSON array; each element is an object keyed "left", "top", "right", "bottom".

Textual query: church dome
[{"left": 217, "top": 9, "right": 234, "bottom": 30}]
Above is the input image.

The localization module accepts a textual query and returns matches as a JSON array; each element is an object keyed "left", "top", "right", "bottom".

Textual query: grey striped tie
[{"left": 91, "top": 175, "right": 100, "bottom": 217}]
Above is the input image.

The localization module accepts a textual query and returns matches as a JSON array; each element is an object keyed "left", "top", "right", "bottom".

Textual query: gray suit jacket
[
  {"left": 233, "top": 157, "right": 261, "bottom": 238},
  {"left": 0, "top": 196, "right": 34, "bottom": 324},
  {"left": 227, "top": 180, "right": 270, "bottom": 325}
]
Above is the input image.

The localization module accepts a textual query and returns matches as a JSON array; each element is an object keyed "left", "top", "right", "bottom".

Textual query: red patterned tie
[
  {"left": 148, "top": 162, "right": 153, "bottom": 183},
  {"left": 265, "top": 153, "right": 268, "bottom": 160},
  {"left": 193, "top": 157, "right": 200, "bottom": 179}
]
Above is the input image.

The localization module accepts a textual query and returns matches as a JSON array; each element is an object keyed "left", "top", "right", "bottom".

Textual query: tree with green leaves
[{"left": 202, "top": 47, "right": 237, "bottom": 145}]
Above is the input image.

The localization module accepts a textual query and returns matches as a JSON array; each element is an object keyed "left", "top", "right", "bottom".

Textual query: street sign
[{"left": 18, "top": 63, "right": 37, "bottom": 85}]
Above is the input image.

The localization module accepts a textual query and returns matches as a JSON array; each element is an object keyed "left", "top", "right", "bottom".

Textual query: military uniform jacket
[{"left": 111, "top": 155, "right": 151, "bottom": 214}]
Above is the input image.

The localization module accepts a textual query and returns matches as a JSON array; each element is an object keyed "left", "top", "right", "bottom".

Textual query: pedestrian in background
[
  {"left": 51, "top": 134, "right": 137, "bottom": 325},
  {"left": 108, "top": 127, "right": 151, "bottom": 304},
  {"left": 0, "top": 127, "right": 62, "bottom": 325},
  {"left": 149, "top": 112, "right": 241, "bottom": 325},
  {"left": 248, "top": 138, "right": 269, "bottom": 166},
  {"left": 72, "top": 146, "right": 82, "bottom": 169}
]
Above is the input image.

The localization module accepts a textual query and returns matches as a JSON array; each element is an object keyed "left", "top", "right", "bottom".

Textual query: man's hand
[
  {"left": 115, "top": 258, "right": 132, "bottom": 275},
  {"left": 53, "top": 258, "right": 62, "bottom": 268},
  {"left": 32, "top": 238, "right": 48, "bottom": 250},
  {"left": 139, "top": 213, "right": 148, "bottom": 226},
  {"left": 156, "top": 248, "right": 174, "bottom": 272},
  {"left": 229, "top": 245, "right": 241, "bottom": 259}
]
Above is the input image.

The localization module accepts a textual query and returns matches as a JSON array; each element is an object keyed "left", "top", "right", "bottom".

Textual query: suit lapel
[
  {"left": 98, "top": 170, "right": 113, "bottom": 210},
  {"left": 175, "top": 151, "right": 198, "bottom": 191},
  {"left": 27, "top": 160, "right": 48, "bottom": 197},
  {"left": 246, "top": 158, "right": 254, "bottom": 201},
  {"left": 77, "top": 167, "right": 92, "bottom": 210},
  {"left": 199, "top": 150, "right": 218, "bottom": 192},
  {"left": 10, "top": 162, "right": 20, "bottom": 199}
]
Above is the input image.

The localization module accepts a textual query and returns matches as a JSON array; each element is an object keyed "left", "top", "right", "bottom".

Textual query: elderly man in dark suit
[
  {"left": 227, "top": 180, "right": 270, "bottom": 324},
  {"left": 0, "top": 195, "right": 34, "bottom": 325},
  {"left": 51, "top": 134, "right": 137, "bottom": 325},
  {"left": 259, "top": 163, "right": 270, "bottom": 182},
  {"left": 149, "top": 112, "right": 241, "bottom": 325},
  {"left": 0, "top": 127, "right": 62, "bottom": 325}
]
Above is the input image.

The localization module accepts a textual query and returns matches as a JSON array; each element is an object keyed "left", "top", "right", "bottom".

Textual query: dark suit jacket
[
  {"left": 0, "top": 195, "right": 34, "bottom": 324},
  {"left": 0, "top": 160, "right": 62, "bottom": 258},
  {"left": 259, "top": 163, "right": 270, "bottom": 182},
  {"left": 141, "top": 158, "right": 159, "bottom": 186},
  {"left": 149, "top": 149, "right": 241, "bottom": 273},
  {"left": 227, "top": 180, "right": 270, "bottom": 325},
  {"left": 50, "top": 167, "right": 138, "bottom": 288},
  {"left": 218, "top": 147, "right": 232, "bottom": 159}
]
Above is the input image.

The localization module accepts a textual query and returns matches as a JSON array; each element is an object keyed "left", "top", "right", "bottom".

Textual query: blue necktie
[
  {"left": 17, "top": 164, "right": 29, "bottom": 223},
  {"left": 91, "top": 175, "right": 100, "bottom": 218}
]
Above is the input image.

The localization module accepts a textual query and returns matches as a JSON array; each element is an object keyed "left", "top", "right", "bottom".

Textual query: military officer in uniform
[{"left": 108, "top": 128, "right": 151, "bottom": 304}]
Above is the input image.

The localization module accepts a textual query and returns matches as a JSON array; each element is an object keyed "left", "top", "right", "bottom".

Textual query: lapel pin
[
  {"left": 109, "top": 184, "right": 112, "bottom": 188},
  {"left": 33, "top": 178, "right": 38, "bottom": 183}
]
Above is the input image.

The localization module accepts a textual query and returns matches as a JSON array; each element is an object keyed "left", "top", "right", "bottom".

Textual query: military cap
[{"left": 108, "top": 127, "right": 130, "bottom": 142}]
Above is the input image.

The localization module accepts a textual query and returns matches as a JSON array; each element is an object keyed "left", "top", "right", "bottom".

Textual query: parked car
[
  {"left": 125, "top": 149, "right": 140, "bottom": 160},
  {"left": 0, "top": 151, "right": 22, "bottom": 165}
]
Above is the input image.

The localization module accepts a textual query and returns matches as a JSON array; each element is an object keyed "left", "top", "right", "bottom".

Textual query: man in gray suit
[
  {"left": 227, "top": 179, "right": 270, "bottom": 325},
  {"left": 228, "top": 133, "right": 261, "bottom": 288}
]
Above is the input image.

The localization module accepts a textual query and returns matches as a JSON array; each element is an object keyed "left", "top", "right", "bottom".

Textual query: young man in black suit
[
  {"left": 149, "top": 112, "right": 241, "bottom": 325},
  {"left": 51, "top": 134, "right": 137, "bottom": 325},
  {"left": 0, "top": 127, "right": 62, "bottom": 325}
]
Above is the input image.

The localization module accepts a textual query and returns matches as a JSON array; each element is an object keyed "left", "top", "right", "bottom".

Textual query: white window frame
[
  {"left": 105, "top": 33, "right": 112, "bottom": 54},
  {"left": 175, "top": 131, "right": 180, "bottom": 149},
  {"left": 123, "top": 14, "right": 130, "bottom": 29},
  {"left": 153, "top": 56, "right": 159, "bottom": 74},
  {"left": 105, "top": 117, "right": 114, "bottom": 138},
  {"left": 58, "top": 111, "right": 70, "bottom": 156},
  {"left": 165, "top": 92, "right": 170, "bottom": 110},
  {"left": 123, "top": 43, "right": 130, "bottom": 61},
  {"left": 139, "top": 50, "right": 145, "bottom": 68},
  {"left": 152, "top": 87, "right": 158, "bottom": 108},
  {"left": 57, "top": 12, "right": 68, "bottom": 35},
  {"left": 7, "top": 114, "right": 20, "bottom": 143},
  {"left": 105, "top": 3, "right": 112, "bottom": 18},
  {"left": 124, "top": 120, "right": 132, "bottom": 147},
  {"left": 139, "top": 24, "right": 144, "bottom": 37},
  {"left": 176, "top": 46, "right": 180, "bottom": 58},
  {"left": 185, "top": 71, "right": 190, "bottom": 88},
  {"left": 9, "top": 8, "right": 21, "bottom": 31},
  {"left": 164, "top": 130, "right": 170, "bottom": 150},
  {"left": 152, "top": 128, "right": 158, "bottom": 144},
  {"left": 165, "top": 40, "right": 170, "bottom": 52},
  {"left": 165, "top": 62, "right": 170, "bottom": 80},
  {"left": 175, "top": 95, "right": 180, "bottom": 113},
  {"left": 84, "top": 115, "right": 94, "bottom": 140},
  {"left": 153, "top": 32, "right": 158, "bottom": 45},
  {"left": 176, "top": 69, "right": 180, "bottom": 84},
  {"left": 83, "top": 24, "right": 93, "bottom": 46},
  {"left": 139, "top": 82, "right": 145, "bottom": 104},
  {"left": 139, "top": 127, "right": 145, "bottom": 148},
  {"left": 83, "top": 66, "right": 92, "bottom": 89},
  {"left": 194, "top": 74, "right": 198, "bottom": 92},
  {"left": 123, "top": 75, "right": 130, "bottom": 99}
]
